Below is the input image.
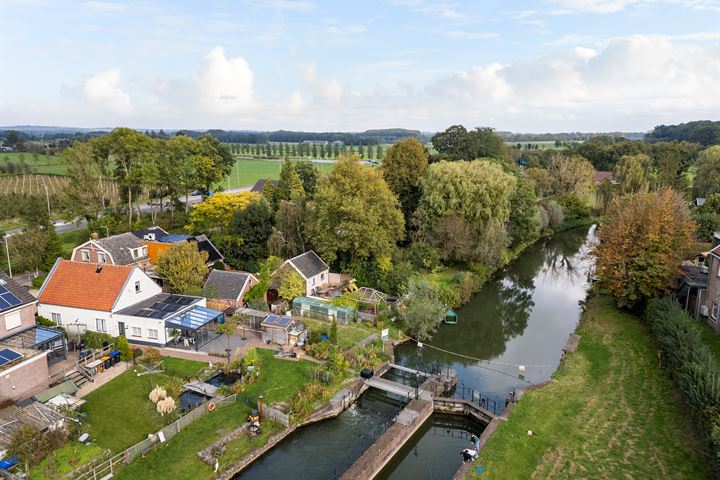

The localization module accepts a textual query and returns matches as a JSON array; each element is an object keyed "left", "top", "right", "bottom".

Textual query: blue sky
[{"left": 1, "top": 0, "right": 719, "bottom": 132}]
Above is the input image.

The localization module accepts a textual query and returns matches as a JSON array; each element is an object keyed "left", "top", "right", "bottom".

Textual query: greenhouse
[{"left": 292, "top": 296, "right": 356, "bottom": 324}]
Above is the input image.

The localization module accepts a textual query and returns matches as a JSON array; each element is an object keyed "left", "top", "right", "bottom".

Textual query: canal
[{"left": 236, "top": 226, "right": 597, "bottom": 479}]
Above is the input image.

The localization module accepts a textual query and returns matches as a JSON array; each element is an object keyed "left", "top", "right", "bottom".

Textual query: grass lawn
[
  {"left": 113, "top": 349, "right": 316, "bottom": 480},
  {"left": 29, "top": 442, "right": 105, "bottom": 480},
  {"left": 698, "top": 320, "right": 720, "bottom": 363},
  {"left": 82, "top": 357, "right": 206, "bottom": 453},
  {"left": 302, "top": 318, "right": 374, "bottom": 350},
  {"left": 471, "top": 295, "right": 709, "bottom": 480},
  {"left": 222, "top": 158, "right": 334, "bottom": 189}
]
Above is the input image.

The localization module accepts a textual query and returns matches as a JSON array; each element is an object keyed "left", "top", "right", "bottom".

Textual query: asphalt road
[{"left": 5, "top": 185, "right": 252, "bottom": 237}]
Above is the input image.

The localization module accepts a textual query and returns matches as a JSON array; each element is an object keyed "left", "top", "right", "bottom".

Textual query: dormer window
[
  {"left": 81, "top": 250, "right": 90, "bottom": 261},
  {"left": 98, "top": 252, "right": 107, "bottom": 263},
  {"left": 141, "top": 246, "right": 148, "bottom": 257},
  {"left": 135, "top": 281, "right": 141, "bottom": 293}
]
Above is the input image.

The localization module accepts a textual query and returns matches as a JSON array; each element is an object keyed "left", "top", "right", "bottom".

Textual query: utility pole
[{"left": 4, "top": 235, "right": 11, "bottom": 277}]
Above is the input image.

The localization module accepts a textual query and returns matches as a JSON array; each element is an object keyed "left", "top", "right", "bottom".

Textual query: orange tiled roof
[{"left": 38, "top": 260, "right": 133, "bottom": 312}]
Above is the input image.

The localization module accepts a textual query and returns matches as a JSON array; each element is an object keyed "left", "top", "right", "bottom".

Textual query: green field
[
  {"left": 471, "top": 295, "right": 708, "bottom": 479},
  {"left": 221, "top": 158, "right": 335, "bottom": 189},
  {"left": 1, "top": 152, "right": 68, "bottom": 175}
]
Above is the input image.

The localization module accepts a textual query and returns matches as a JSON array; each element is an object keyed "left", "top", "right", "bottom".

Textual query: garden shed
[
  {"left": 261, "top": 315, "right": 307, "bottom": 346},
  {"left": 292, "top": 296, "right": 356, "bottom": 324}
]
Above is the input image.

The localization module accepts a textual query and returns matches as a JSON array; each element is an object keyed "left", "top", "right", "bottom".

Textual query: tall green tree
[
  {"left": 306, "top": 155, "right": 404, "bottom": 264},
  {"left": 63, "top": 141, "right": 112, "bottom": 220},
  {"left": 294, "top": 160, "right": 318, "bottom": 197},
  {"left": 547, "top": 154, "right": 595, "bottom": 198},
  {"left": 508, "top": 178, "right": 540, "bottom": 247},
  {"left": 228, "top": 198, "right": 275, "bottom": 271},
  {"left": 92, "top": 128, "right": 154, "bottom": 226},
  {"left": 692, "top": 146, "right": 720, "bottom": 199},
  {"left": 401, "top": 277, "right": 446, "bottom": 341},
  {"left": 382, "top": 137, "right": 429, "bottom": 229},
  {"left": 156, "top": 242, "right": 209, "bottom": 295},
  {"left": 431, "top": 125, "right": 507, "bottom": 161},
  {"left": 277, "top": 158, "right": 305, "bottom": 201},
  {"left": 595, "top": 187, "right": 695, "bottom": 309},
  {"left": 613, "top": 154, "right": 654, "bottom": 195}
]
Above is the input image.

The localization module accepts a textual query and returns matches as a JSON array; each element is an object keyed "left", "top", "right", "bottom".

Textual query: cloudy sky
[{"left": 1, "top": 0, "right": 719, "bottom": 132}]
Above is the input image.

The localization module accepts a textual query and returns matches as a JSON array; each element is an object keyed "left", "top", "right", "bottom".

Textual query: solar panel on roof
[
  {"left": 149, "top": 311, "right": 166, "bottom": 319},
  {"left": 0, "top": 348, "right": 23, "bottom": 366},
  {"left": 0, "top": 285, "right": 21, "bottom": 311}
]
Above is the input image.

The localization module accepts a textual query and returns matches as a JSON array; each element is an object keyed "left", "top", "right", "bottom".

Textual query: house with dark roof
[
  {"left": 279, "top": 251, "right": 330, "bottom": 296},
  {"left": 132, "top": 227, "right": 223, "bottom": 266},
  {"left": 594, "top": 171, "right": 616, "bottom": 184},
  {"left": 36, "top": 260, "right": 223, "bottom": 350},
  {"left": 0, "top": 272, "right": 67, "bottom": 402},
  {"left": 71, "top": 232, "right": 149, "bottom": 266},
  {"left": 204, "top": 270, "right": 258, "bottom": 309},
  {"left": 250, "top": 178, "right": 279, "bottom": 194}
]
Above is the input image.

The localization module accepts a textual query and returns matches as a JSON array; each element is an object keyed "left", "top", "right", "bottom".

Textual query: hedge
[{"left": 645, "top": 297, "right": 720, "bottom": 475}]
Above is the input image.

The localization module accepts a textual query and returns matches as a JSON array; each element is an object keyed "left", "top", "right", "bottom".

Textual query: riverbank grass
[{"left": 470, "top": 295, "right": 708, "bottom": 480}]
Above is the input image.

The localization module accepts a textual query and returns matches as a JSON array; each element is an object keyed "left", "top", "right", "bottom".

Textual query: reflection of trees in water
[{"left": 396, "top": 226, "right": 594, "bottom": 371}]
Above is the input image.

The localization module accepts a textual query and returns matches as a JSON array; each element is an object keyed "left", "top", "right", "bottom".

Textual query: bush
[
  {"left": 556, "top": 194, "right": 591, "bottom": 219},
  {"left": 406, "top": 242, "right": 442, "bottom": 271},
  {"left": 83, "top": 331, "right": 114, "bottom": 349},
  {"left": 644, "top": 297, "right": 720, "bottom": 474},
  {"left": 143, "top": 347, "right": 161, "bottom": 363},
  {"left": 115, "top": 335, "right": 132, "bottom": 361},
  {"left": 32, "top": 276, "right": 45, "bottom": 288},
  {"left": 544, "top": 200, "right": 565, "bottom": 228},
  {"left": 35, "top": 315, "right": 55, "bottom": 328}
]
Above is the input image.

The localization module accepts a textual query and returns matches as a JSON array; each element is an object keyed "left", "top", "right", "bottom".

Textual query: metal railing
[{"left": 447, "top": 386, "right": 504, "bottom": 415}]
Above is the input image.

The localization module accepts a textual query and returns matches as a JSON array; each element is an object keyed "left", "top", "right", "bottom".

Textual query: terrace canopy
[
  {"left": 0, "top": 326, "right": 67, "bottom": 365},
  {"left": 165, "top": 306, "right": 224, "bottom": 351}
]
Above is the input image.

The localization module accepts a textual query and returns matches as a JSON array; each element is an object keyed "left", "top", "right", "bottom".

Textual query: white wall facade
[
  {"left": 113, "top": 313, "right": 167, "bottom": 346},
  {"left": 37, "top": 303, "right": 114, "bottom": 337},
  {"left": 113, "top": 269, "right": 162, "bottom": 311},
  {"left": 304, "top": 269, "right": 329, "bottom": 296}
]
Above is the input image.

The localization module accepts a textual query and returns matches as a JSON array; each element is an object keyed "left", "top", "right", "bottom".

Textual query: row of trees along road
[{"left": 63, "top": 128, "right": 234, "bottom": 226}]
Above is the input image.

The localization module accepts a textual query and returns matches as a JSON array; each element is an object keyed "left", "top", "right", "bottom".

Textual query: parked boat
[{"left": 444, "top": 309, "right": 458, "bottom": 324}]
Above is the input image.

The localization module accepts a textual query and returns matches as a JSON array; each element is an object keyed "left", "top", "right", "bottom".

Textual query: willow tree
[
  {"left": 382, "top": 137, "right": 428, "bottom": 229},
  {"left": 305, "top": 155, "right": 404, "bottom": 264},
  {"left": 613, "top": 153, "right": 654, "bottom": 195}
]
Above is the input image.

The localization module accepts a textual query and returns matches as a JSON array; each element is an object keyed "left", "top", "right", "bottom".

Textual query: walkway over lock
[
  {"left": 364, "top": 377, "right": 419, "bottom": 399},
  {"left": 387, "top": 363, "right": 432, "bottom": 377}
]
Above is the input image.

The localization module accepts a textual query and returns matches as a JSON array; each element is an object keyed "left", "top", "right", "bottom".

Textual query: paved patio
[{"left": 159, "top": 331, "right": 266, "bottom": 363}]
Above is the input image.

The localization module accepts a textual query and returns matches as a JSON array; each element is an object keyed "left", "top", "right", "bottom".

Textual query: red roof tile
[{"left": 39, "top": 260, "right": 133, "bottom": 312}]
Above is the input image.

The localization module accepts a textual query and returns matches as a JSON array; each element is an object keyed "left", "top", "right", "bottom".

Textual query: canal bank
[{"left": 228, "top": 226, "right": 599, "bottom": 480}]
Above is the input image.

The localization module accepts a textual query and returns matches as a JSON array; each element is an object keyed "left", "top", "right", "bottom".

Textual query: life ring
[{"left": 207, "top": 402, "right": 216, "bottom": 412}]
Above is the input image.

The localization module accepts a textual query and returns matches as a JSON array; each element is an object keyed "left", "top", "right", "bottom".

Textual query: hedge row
[{"left": 645, "top": 297, "right": 720, "bottom": 476}]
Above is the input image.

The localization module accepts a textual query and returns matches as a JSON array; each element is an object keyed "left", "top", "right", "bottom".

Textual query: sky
[{"left": 1, "top": 0, "right": 719, "bottom": 133}]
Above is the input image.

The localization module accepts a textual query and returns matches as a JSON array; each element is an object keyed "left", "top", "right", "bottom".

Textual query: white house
[
  {"left": 37, "top": 260, "right": 224, "bottom": 350},
  {"left": 279, "top": 251, "right": 330, "bottom": 296}
]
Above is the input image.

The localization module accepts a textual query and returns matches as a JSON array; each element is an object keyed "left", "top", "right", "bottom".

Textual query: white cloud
[
  {"left": 261, "top": 0, "right": 315, "bottom": 11},
  {"left": 83, "top": 68, "right": 132, "bottom": 114},
  {"left": 300, "top": 62, "right": 345, "bottom": 103},
  {"left": 323, "top": 23, "right": 367, "bottom": 35},
  {"left": 550, "top": 0, "right": 641, "bottom": 13},
  {"left": 193, "top": 46, "right": 256, "bottom": 114},
  {"left": 392, "top": 0, "right": 466, "bottom": 19}
]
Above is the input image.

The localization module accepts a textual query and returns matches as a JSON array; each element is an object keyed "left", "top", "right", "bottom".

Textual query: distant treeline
[
  {"left": 176, "top": 128, "right": 427, "bottom": 145},
  {"left": 644, "top": 120, "right": 720, "bottom": 146},
  {"left": 497, "top": 131, "right": 645, "bottom": 142}
]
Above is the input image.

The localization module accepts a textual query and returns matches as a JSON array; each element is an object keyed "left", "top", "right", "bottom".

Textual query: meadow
[
  {"left": 1, "top": 152, "right": 68, "bottom": 175},
  {"left": 222, "top": 157, "right": 335, "bottom": 189}
]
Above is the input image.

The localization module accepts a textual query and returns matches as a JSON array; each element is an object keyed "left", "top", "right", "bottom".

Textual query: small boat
[{"left": 444, "top": 309, "right": 458, "bottom": 325}]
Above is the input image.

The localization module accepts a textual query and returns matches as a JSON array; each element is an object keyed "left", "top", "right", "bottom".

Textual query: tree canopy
[
  {"left": 187, "top": 191, "right": 258, "bottom": 233},
  {"left": 692, "top": 146, "right": 720, "bottom": 199},
  {"left": 305, "top": 155, "right": 404, "bottom": 264},
  {"left": 156, "top": 242, "right": 209, "bottom": 295},
  {"left": 382, "top": 137, "right": 428, "bottom": 227},
  {"left": 431, "top": 125, "right": 507, "bottom": 162},
  {"left": 595, "top": 187, "right": 695, "bottom": 309}
]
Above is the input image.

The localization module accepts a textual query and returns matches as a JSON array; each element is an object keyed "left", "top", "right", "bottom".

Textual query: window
[
  {"left": 320, "top": 273, "right": 325, "bottom": 282},
  {"left": 96, "top": 318, "right": 107, "bottom": 332},
  {"left": 51, "top": 312, "right": 62, "bottom": 326},
  {"left": 713, "top": 303, "right": 719, "bottom": 321},
  {"left": 81, "top": 250, "right": 90, "bottom": 261},
  {"left": 131, "top": 327, "right": 142, "bottom": 337},
  {"left": 135, "top": 281, "right": 141, "bottom": 293},
  {"left": 148, "top": 329, "right": 158, "bottom": 340},
  {"left": 98, "top": 252, "right": 107, "bottom": 263},
  {"left": 4, "top": 311, "right": 21, "bottom": 330},
  {"left": 141, "top": 246, "right": 148, "bottom": 257}
]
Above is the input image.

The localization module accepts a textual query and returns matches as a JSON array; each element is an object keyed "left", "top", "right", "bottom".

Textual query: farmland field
[
  {"left": 221, "top": 158, "right": 336, "bottom": 189},
  {"left": 1, "top": 152, "right": 68, "bottom": 175},
  {"left": 0, "top": 174, "right": 70, "bottom": 195}
]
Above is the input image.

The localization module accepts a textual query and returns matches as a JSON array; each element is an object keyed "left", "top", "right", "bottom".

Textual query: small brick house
[{"left": 203, "top": 269, "right": 258, "bottom": 309}]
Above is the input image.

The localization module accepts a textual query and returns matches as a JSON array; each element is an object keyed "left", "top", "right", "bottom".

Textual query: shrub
[
  {"left": 406, "top": 242, "right": 442, "bottom": 271},
  {"left": 115, "top": 335, "right": 132, "bottom": 362},
  {"left": 645, "top": 297, "right": 720, "bottom": 474},
  {"left": 329, "top": 319, "right": 338, "bottom": 345},
  {"left": 535, "top": 205, "right": 550, "bottom": 231},
  {"left": 544, "top": 200, "right": 565, "bottom": 228},
  {"left": 83, "top": 331, "right": 113, "bottom": 349},
  {"left": 556, "top": 194, "right": 591, "bottom": 219},
  {"left": 156, "top": 396, "right": 176, "bottom": 416},
  {"left": 32, "top": 276, "right": 46, "bottom": 288},
  {"left": 149, "top": 386, "right": 167, "bottom": 404},
  {"left": 143, "top": 347, "right": 161, "bottom": 364},
  {"left": 308, "top": 329, "right": 323, "bottom": 344},
  {"left": 35, "top": 315, "right": 55, "bottom": 328}
]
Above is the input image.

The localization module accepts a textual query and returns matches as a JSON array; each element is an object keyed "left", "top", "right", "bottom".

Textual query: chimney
[{"left": 96, "top": 265, "right": 103, "bottom": 273}]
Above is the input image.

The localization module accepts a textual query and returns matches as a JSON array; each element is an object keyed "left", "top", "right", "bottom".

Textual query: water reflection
[{"left": 395, "top": 226, "right": 596, "bottom": 402}]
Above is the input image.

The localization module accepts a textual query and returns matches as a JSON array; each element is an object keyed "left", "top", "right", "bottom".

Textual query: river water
[{"left": 236, "top": 226, "right": 597, "bottom": 480}]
